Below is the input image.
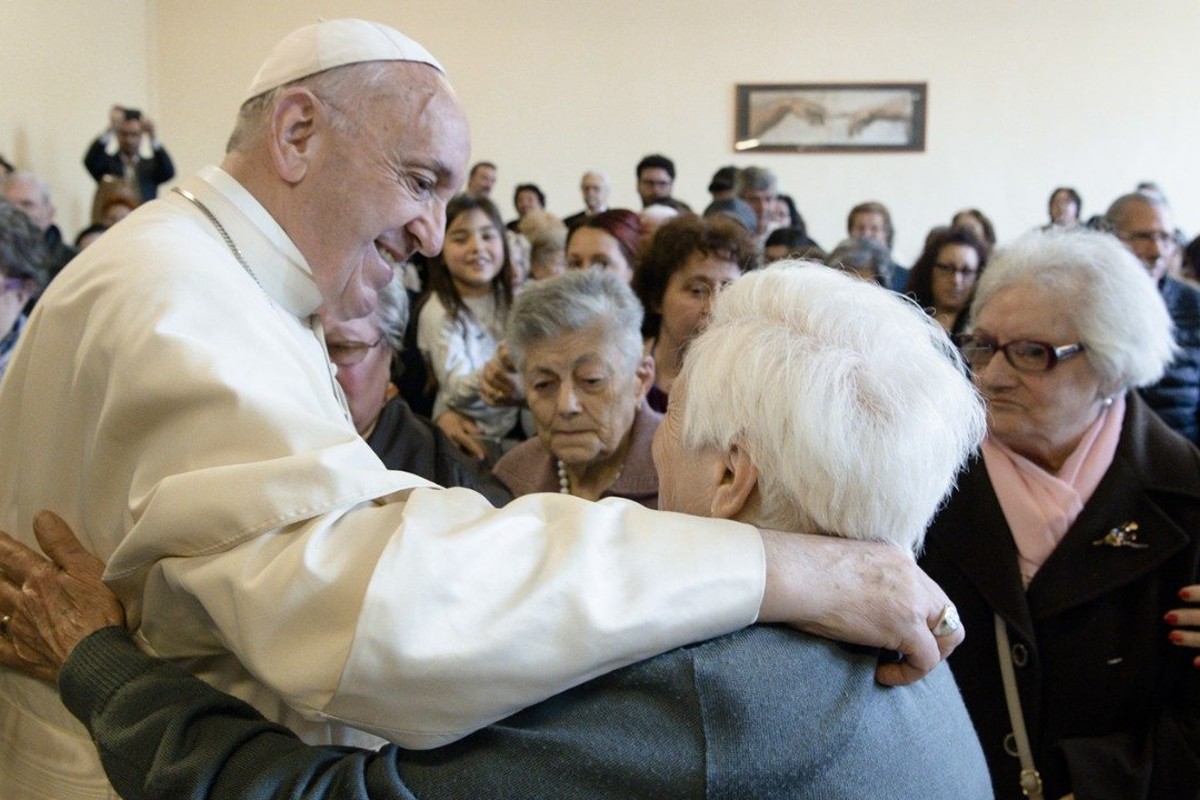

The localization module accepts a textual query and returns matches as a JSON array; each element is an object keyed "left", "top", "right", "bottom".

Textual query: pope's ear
[
  {"left": 710, "top": 442, "right": 758, "bottom": 521},
  {"left": 268, "top": 88, "right": 324, "bottom": 184}
]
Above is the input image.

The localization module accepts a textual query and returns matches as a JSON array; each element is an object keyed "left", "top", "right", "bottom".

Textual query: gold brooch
[{"left": 1092, "top": 521, "right": 1148, "bottom": 549}]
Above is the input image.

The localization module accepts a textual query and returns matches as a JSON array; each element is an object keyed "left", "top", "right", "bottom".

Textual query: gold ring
[{"left": 0, "top": 613, "right": 10, "bottom": 637}]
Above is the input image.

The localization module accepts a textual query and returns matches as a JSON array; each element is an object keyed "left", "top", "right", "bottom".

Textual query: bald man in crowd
[{"left": 563, "top": 170, "right": 610, "bottom": 229}]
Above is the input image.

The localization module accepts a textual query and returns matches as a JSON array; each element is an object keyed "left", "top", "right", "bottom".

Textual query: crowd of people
[{"left": 1, "top": 16, "right": 1199, "bottom": 800}]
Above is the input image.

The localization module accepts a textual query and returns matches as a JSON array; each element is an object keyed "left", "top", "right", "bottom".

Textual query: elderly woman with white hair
[
  {"left": 0, "top": 262, "right": 995, "bottom": 798},
  {"left": 492, "top": 269, "right": 659, "bottom": 506},
  {"left": 921, "top": 229, "right": 1200, "bottom": 800}
]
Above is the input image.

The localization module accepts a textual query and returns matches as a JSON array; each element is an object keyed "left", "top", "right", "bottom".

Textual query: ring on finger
[
  {"left": 0, "top": 613, "right": 10, "bottom": 637},
  {"left": 932, "top": 604, "right": 961, "bottom": 638}
]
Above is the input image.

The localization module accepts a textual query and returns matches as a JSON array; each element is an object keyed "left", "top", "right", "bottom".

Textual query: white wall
[{"left": 7, "top": 1, "right": 1199, "bottom": 262}]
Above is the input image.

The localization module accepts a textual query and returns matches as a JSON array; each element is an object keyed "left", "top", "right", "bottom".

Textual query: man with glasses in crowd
[{"left": 1106, "top": 191, "right": 1200, "bottom": 445}]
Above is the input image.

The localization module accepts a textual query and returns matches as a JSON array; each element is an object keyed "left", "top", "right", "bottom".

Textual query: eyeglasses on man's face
[{"left": 954, "top": 333, "right": 1085, "bottom": 373}]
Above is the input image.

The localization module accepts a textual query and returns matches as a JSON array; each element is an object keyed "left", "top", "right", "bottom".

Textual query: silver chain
[{"left": 172, "top": 187, "right": 264, "bottom": 291}]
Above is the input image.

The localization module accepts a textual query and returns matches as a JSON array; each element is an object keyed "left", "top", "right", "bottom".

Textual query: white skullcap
[{"left": 244, "top": 18, "right": 445, "bottom": 102}]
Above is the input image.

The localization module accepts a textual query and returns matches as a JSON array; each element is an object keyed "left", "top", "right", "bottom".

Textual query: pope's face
[{"left": 304, "top": 64, "right": 470, "bottom": 322}]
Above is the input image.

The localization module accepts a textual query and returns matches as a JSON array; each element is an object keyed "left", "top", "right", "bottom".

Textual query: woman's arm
[{"left": 416, "top": 298, "right": 488, "bottom": 414}]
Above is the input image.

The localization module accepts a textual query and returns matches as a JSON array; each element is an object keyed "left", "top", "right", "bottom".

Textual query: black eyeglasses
[
  {"left": 933, "top": 263, "right": 978, "bottom": 278},
  {"left": 954, "top": 333, "right": 1085, "bottom": 373}
]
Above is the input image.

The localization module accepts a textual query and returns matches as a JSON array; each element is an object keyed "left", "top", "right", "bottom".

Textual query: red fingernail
[
  {"left": 1181, "top": 588, "right": 1194, "bottom": 601},
  {"left": 1165, "top": 613, "right": 1180, "bottom": 625},
  {"left": 1170, "top": 631, "right": 1185, "bottom": 644}
]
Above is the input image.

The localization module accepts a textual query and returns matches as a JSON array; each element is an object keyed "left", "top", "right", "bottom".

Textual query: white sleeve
[
  {"left": 139, "top": 487, "right": 763, "bottom": 749},
  {"left": 417, "top": 297, "right": 487, "bottom": 416},
  {"left": 14, "top": 221, "right": 763, "bottom": 752}
]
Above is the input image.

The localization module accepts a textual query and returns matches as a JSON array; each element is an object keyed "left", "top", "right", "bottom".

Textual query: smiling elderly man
[
  {"left": 0, "top": 20, "right": 958, "bottom": 800},
  {"left": 0, "top": 264, "right": 991, "bottom": 799}
]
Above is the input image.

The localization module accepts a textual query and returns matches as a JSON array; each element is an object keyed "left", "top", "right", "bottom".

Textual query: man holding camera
[{"left": 83, "top": 105, "right": 176, "bottom": 202}]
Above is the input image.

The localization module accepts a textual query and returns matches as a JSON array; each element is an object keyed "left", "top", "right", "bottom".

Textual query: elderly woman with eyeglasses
[
  {"left": 920, "top": 229, "right": 1200, "bottom": 800},
  {"left": 322, "top": 271, "right": 512, "bottom": 507},
  {"left": 491, "top": 268, "right": 659, "bottom": 506}
]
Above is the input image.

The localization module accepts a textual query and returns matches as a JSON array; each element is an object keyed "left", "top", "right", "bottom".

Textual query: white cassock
[{"left": 0, "top": 166, "right": 763, "bottom": 799}]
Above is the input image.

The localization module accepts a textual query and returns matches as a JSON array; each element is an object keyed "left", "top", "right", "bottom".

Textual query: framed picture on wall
[{"left": 734, "top": 82, "right": 927, "bottom": 153}]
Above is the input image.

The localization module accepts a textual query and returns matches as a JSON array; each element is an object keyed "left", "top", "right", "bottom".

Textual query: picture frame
[{"left": 734, "top": 82, "right": 927, "bottom": 153}]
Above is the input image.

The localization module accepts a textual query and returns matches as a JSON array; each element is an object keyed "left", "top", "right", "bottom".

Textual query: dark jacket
[
  {"left": 83, "top": 137, "right": 176, "bottom": 202},
  {"left": 1140, "top": 275, "right": 1200, "bottom": 445},
  {"left": 920, "top": 393, "right": 1200, "bottom": 800},
  {"left": 365, "top": 395, "right": 511, "bottom": 507}
]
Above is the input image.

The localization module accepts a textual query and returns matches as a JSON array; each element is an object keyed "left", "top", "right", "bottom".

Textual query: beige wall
[
  {"left": 1, "top": 1, "right": 150, "bottom": 234},
  {"left": 6, "top": 1, "right": 1198, "bottom": 261}
]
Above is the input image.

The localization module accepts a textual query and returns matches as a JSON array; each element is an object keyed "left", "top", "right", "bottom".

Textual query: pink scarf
[{"left": 981, "top": 393, "right": 1125, "bottom": 588}]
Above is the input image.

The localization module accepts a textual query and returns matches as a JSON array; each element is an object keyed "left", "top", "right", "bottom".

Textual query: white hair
[
  {"left": 967, "top": 229, "right": 1176, "bottom": 390},
  {"left": 373, "top": 269, "right": 410, "bottom": 352},
  {"left": 680, "top": 263, "right": 986, "bottom": 551}
]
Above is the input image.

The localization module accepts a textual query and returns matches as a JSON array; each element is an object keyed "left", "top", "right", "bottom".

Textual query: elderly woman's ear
[
  {"left": 635, "top": 355, "right": 656, "bottom": 398},
  {"left": 710, "top": 442, "right": 758, "bottom": 521}
]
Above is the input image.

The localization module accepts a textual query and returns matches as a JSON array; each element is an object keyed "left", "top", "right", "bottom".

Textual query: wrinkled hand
[
  {"left": 481, "top": 345, "right": 523, "bottom": 406},
  {"left": 1168, "top": 584, "right": 1200, "bottom": 668},
  {"left": 0, "top": 511, "right": 125, "bottom": 683},
  {"left": 757, "top": 531, "right": 962, "bottom": 685},
  {"left": 436, "top": 409, "right": 486, "bottom": 460}
]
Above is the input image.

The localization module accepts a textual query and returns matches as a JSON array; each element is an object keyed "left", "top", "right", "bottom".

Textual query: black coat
[
  {"left": 83, "top": 137, "right": 176, "bottom": 202},
  {"left": 921, "top": 393, "right": 1200, "bottom": 800},
  {"left": 1140, "top": 276, "right": 1200, "bottom": 446},
  {"left": 365, "top": 395, "right": 512, "bottom": 507}
]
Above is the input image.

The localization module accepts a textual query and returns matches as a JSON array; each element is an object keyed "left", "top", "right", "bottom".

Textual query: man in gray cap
[{"left": 0, "top": 19, "right": 960, "bottom": 800}]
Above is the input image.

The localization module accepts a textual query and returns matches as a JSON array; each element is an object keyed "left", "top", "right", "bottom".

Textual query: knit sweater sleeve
[{"left": 59, "top": 627, "right": 419, "bottom": 800}]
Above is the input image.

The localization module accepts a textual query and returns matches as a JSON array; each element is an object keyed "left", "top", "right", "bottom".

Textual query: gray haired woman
[
  {"left": 921, "top": 228, "right": 1200, "bottom": 799},
  {"left": 493, "top": 269, "right": 659, "bottom": 506}
]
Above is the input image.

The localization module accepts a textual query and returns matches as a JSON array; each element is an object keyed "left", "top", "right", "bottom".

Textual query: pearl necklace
[{"left": 557, "top": 459, "right": 621, "bottom": 496}]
